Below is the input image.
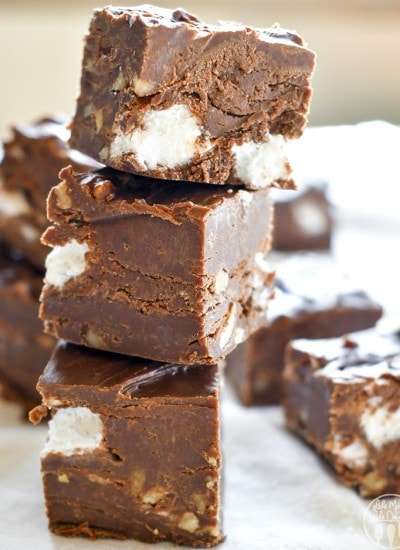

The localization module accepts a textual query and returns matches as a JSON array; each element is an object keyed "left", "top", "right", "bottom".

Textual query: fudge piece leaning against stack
[
  {"left": 283, "top": 325, "right": 400, "bottom": 498},
  {"left": 32, "top": 4, "right": 315, "bottom": 547},
  {"left": 226, "top": 253, "right": 383, "bottom": 406}
]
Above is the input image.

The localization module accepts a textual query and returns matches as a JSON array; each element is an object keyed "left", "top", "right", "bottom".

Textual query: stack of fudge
[
  {"left": 0, "top": 115, "right": 98, "bottom": 411},
  {"left": 29, "top": 5, "right": 315, "bottom": 546}
]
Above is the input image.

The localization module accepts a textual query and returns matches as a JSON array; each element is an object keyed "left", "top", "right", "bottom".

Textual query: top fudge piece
[
  {"left": 284, "top": 327, "right": 400, "bottom": 497},
  {"left": 70, "top": 5, "right": 315, "bottom": 189},
  {"left": 0, "top": 115, "right": 100, "bottom": 269},
  {"left": 40, "top": 166, "right": 274, "bottom": 364}
]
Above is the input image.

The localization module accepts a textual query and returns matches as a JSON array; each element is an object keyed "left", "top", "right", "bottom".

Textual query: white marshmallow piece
[
  {"left": 42, "top": 406, "right": 103, "bottom": 457},
  {"left": 361, "top": 405, "right": 400, "bottom": 450},
  {"left": 110, "top": 104, "right": 203, "bottom": 170},
  {"left": 45, "top": 239, "right": 90, "bottom": 288},
  {"left": 232, "top": 134, "right": 291, "bottom": 189}
]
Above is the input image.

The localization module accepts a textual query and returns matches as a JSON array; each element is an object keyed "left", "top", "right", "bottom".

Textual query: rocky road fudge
[
  {"left": 283, "top": 326, "right": 400, "bottom": 497},
  {"left": 0, "top": 244, "right": 54, "bottom": 411},
  {"left": 0, "top": 115, "right": 99, "bottom": 269},
  {"left": 30, "top": 341, "right": 223, "bottom": 547},
  {"left": 272, "top": 180, "right": 333, "bottom": 251},
  {"left": 70, "top": 5, "right": 315, "bottom": 189},
  {"left": 226, "top": 254, "right": 382, "bottom": 405},
  {"left": 40, "top": 166, "right": 274, "bottom": 364}
]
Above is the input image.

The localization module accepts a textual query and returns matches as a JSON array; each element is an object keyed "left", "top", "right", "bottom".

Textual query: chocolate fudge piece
[
  {"left": 39, "top": 166, "right": 274, "bottom": 364},
  {"left": 31, "top": 341, "right": 223, "bottom": 546},
  {"left": 272, "top": 181, "right": 333, "bottom": 251},
  {"left": 283, "top": 327, "right": 400, "bottom": 497},
  {"left": 0, "top": 244, "right": 54, "bottom": 412},
  {"left": 70, "top": 5, "right": 315, "bottom": 189},
  {"left": 0, "top": 115, "right": 100, "bottom": 269},
  {"left": 226, "top": 254, "right": 383, "bottom": 405}
]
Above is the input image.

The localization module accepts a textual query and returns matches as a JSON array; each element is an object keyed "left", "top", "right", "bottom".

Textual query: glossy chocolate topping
[
  {"left": 39, "top": 341, "right": 220, "bottom": 405},
  {"left": 48, "top": 165, "right": 254, "bottom": 225},
  {"left": 269, "top": 253, "right": 383, "bottom": 320},
  {"left": 292, "top": 327, "right": 400, "bottom": 382}
]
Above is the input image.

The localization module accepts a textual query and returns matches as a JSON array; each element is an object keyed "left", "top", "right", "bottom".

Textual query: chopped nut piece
[
  {"left": 142, "top": 487, "right": 166, "bottom": 505},
  {"left": 95, "top": 109, "right": 103, "bottom": 133},
  {"left": 193, "top": 493, "right": 207, "bottom": 515},
  {"left": 54, "top": 180, "right": 72, "bottom": 210},
  {"left": 178, "top": 512, "right": 200, "bottom": 533},
  {"left": 58, "top": 473, "right": 69, "bottom": 483},
  {"left": 85, "top": 329, "right": 105, "bottom": 349},
  {"left": 92, "top": 179, "right": 115, "bottom": 201},
  {"left": 131, "top": 469, "right": 146, "bottom": 497},
  {"left": 362, "top": 471, "right": 387, "bottom": 494},
  {"left": 112, "top": 71, "right": 127, "bottom": 92}
]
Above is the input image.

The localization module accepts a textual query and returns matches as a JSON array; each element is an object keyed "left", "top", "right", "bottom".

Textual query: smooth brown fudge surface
[
  {"left": 0, "top": 115, "right": 100, "bottom": 269},
  {"left": 283, "top": 327, "right": 400, "bottom": 497},
  {"left": 271, "top": 181, "right": 333, "bottom": 251},
  {"left": 34, "top": 341, "right": 223, "bottom": 547},
  {"left": 226, "top": 253, "right": 383, "bottom": 405},
  {"left": 40, "top": 166, "right": 274, "bottom": 364},
  {"left": 70, "top": 5, "right": 315, "bottom": 189},
  {"left": 0, "top": 245, "right": 54, "bottom": 411}
]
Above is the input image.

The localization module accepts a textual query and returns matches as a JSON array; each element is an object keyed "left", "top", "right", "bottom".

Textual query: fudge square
[
  {"left": 31, "top": 341, "right": 223, "bottom": 547},
  {"left": 70, "top": 5, "right": 315, "bottom": 189},
  {"left": 39, "top": 166, "right": 274, "bottom": 364},
  {"left": 271, "top": 180, "right": 333, "bottom": 251},
  {"left": 283, "top": 327, "right": 400, "bottom": 498},
  {"left": 0, "top": 115, "right": 99, "bottom": 269},
  {"left": 226, "top": 253, "right": 382, "bottom": 405},
  {"left": 0, "top": 244, "right": 54, "bottom": 411}
]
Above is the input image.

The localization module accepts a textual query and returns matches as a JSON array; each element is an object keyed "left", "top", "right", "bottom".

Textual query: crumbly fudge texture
[
  {"left": 70, "top": 5, "right": 315, "bottom": 189},
  {"left": 0, "top": 245, "right": 54, "bottom": 412},
  {"left": 271, "top": 181, "right": 333, "bottom": 251},
  {"left": 0, "top": 115, "right": 99, "bottom": 269},
  {"left": 40, "top": 166, "right": 274, "bottom": 364},
  {"left": 283, "top": 327, "right": 400, "bottom": 498},
  {"left": 31, "top": 341, "right": 224, "bottom": 547},
  {"left": 226, "top": 254, "right": 382, "bottom": 405}
]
